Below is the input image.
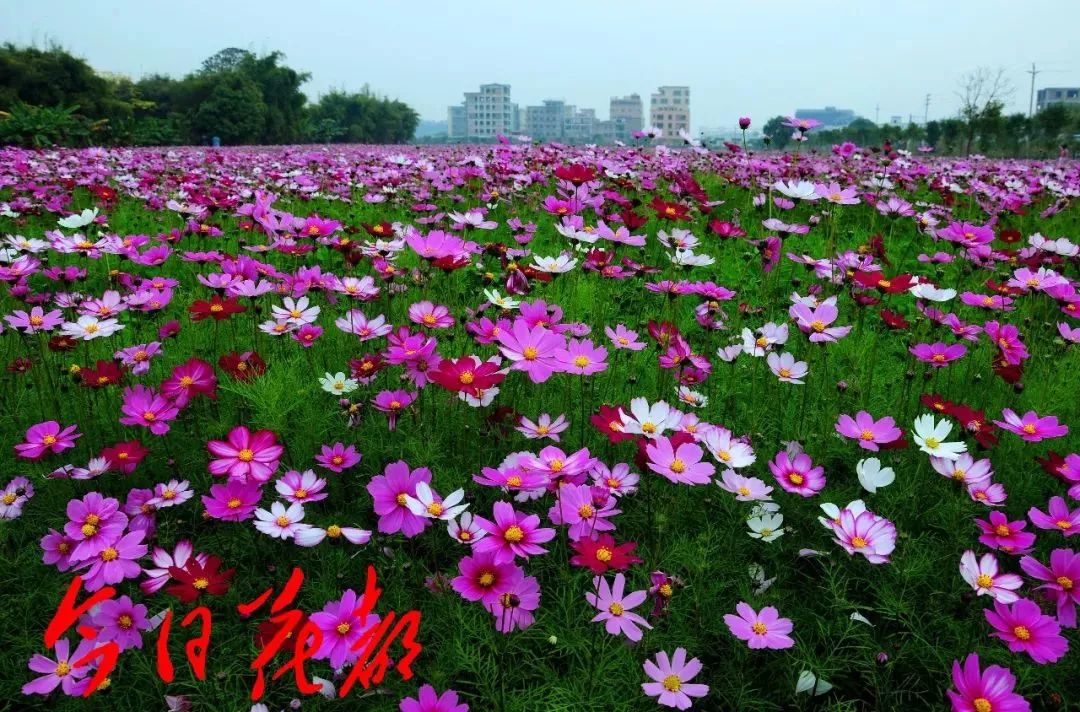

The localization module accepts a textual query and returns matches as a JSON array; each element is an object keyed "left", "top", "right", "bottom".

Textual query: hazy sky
[{"left": 3, "top": 0, "right": 1079, "bottom": 133}]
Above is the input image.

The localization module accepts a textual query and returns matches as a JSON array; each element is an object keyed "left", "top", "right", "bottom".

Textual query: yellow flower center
[
  {"left": 751, "top": 621, "right": 768, "bottom": 635},
  {"left": 504, "top": 525, "right": 525, "bottom": 543},
  {"left": 332, "top": 456, "right": 343, "bottom": 465},
  {"left": 851, "top": 536, "right": 869, "bottom": 548},
  {"left": 81, "top": 523, "right": 98, "bottom": 537},
  {"left": 737, "top": 486, "right": 750, "bottom": 496},
  {"left": 506, "top": 475, "right": 522, "bottom": 487},
  {"left": 1056, "top": 520, "right": 1072, "bottom": 530},
  {"left": 458, "top": 531, "right": 472, "bottom": 541},
  {"left": 549, "top": 459, "right": 564, "bottom": 472},
  {"left": 389, "top": 400, "right": 402, "bottom": 410},
  {"left": 924, "top": 437, "right": 940, "bottom": 449},
  {"left": 422, "top": 314, "right": 437, "bottom": 325},
  {"left": 788, "top": 473, "right": 804, "bottom": 485},
  {"left": 1056, "top": 576, "right": 1073, "bottom": 590},
  {"left": 55, "top": 661, "right": 71, "bottom": 676},
  {"left": 227, "top": 498, "right": 242, "bottom": 509},
  {"left": 973, "top": 699, "right": 992, "bottom": 712},
  {"left": 522, "top": 346, "right": 539, "bottom": 360},
  {"left": 573, "top": 355, "right": 590, "bottom": 368},
  {"left": 84, "top": 323, "right": 99, "bottom": 334},
  {"left": 161, "top": 489, "right": 176, "bottom": 500},
  {"left": 396, "top": 493, "right": 409, "bottom": 506},
  {"left": 427, "top": 502, "right": 444, "bottom": 516},
  {"left": 618, "top": 337, "right": 629, "bottom": 345},
  {"left": 595, "top": 547, "right": 613, "bottom": 562},
  {"left": 662, "top": 674, "right": 682, "bottom": 692},
  {"left": 294, "top": 488, "right": 308, "bottom": 499},
  {"left": 238, "top": 449, "right": 255, "bottom": 462},
  {"left": 275, "top": 515, "right": 290, "bottom": 527},
  {"left": 30, "top": 315, "right": 44, "bottom": 326},
  {"left": 1, "top": 493, "right": 15, "bottom": 505},
  {"left": 810, "top": 320, "right": 826, "bottom": 332},
  {"left": 608, "top": 602, "right": 624, "bottom": 616},
  {"left": 336, "top": 622, "right": 351, "bottom": 634},
  {"left": 210, "top": 304, "right": 224, "bottom": 313},
  {"left": 327, "top": 525, "right": 342, "bottom": 538},
  {"left": 578, "top": 504, "right": 595, "bottom": 519},
  {"left": 779, "top": 368, "right": 792, "bottom": 378},
  {"left": 1021, "top": 424, "right": 1036, "bottom": 434},
  {"left": 994, "top": 524, "right": 1011, "bottom": 536},
  {"left": 1013, "top": 626, "right": 1031, "bottom": 640},
  {"left": 755, "top": 337, "right": 768, "bottom": 347},
  {"left": 118, "top": 614, "right": 133, "bottom": 629},
  {"left": 100, "top": 547, "right": 119, "bottom": 562},
  {"left": 659, "top": 583, "right": 673, "bottom": 597},
  {"left": 459, "top": 371, "right": 475, "bottom": 384},
  {"left": 42, "top": 435, "right": 58, "bottom": 446},
  {"left": 670, "top": 459, "right": 686, "bottom": 474},
  {"left": 479, "top": 572, "right": 496, "bottom": 586},
  {"left": 976, "top": 574, "right": 994, "bottom": 589}
]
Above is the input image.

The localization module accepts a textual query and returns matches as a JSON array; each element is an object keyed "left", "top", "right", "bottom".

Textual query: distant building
[
  {"left": 1036, "top": 87, "right": 1080, "bottom": 113},
  {"left": 649, "top": 86, "right": 690, "bottom": 137},
  {"left": 525, "top": 100, "right": 569, "bottom": 141},
  {"left": 610, "top": 94, "right": 643, "bottom": 138},
  {"left": 793, "top": 106, "right": 855, "bottom": 129},
  {"left": 563, "top": 107, "right": 596, "bottom": 142},
  {"left": 447, "top": 105, "right": 467, "bottom": 139}
]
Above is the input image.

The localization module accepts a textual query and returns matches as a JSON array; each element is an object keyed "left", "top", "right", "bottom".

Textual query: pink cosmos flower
[
  {"left": 724, "top": 602, "right": 795, "bottom": 649},
  {"left": 768, "top": 451, "right": 825, "bottom": 496},
  {"left": 717, "top": 470, "right": 773, "bottom": 501},
  {"left": 276, "top": 469, "right": 328, "bottom": 505},
  {"left": 591, "top": 462, "right": 639, "bottom": 497},
  {"left": 556, "top": 338, "right": 608, "bottom": 375},
  {"left": 968, "top": 480, "right": 1007, "bottom": 507},
  {"left": 451, "top": 550, "right": 524, "bottom": 604},
  {"left": 150, "top": 479, "right": 193, "bottom": 508},
  {"left": 1028, "top": 496, "right": 1079, "bottom": 537},
  {"left": 1020, "top": 548, "right": 1080, "bottom": 628},
  {"left": 408, "top": 300, "right": 454, "bottom": 329},
  {"left": 64, "top": 492, "right": 127, "bottom": 562},
  {"left": 984, "top": 597, "right": 1068, "bottom": 664},
  {"left": 605, "top": 324, "right": 646, "bottom": 351},
  {"left": 21, "top": 637, "right": 96, "bottom": 696},
  {"left": 486, "top": 574, "right": 540, "bottom": 632},
  {"left": 931, "top": 454, "right": 993, "bottom": 487},
  {"left": 473, "top": 501, "right": 556, "bottom": 563},
  {"left": 90, "top": 595, "right": 150, "bottom": 651},
  {"left": 372, "top": 389, "right": 417, "bottom": 431},
  {"left": 993, "top": 409, "right": 1068, "bottom": 442},
  {"left": 946, "top": 653, "right": 1030, "bottom": 712},
  {"left": 646, "top": 436, "right": 715, "bottom": 485},
  {"left": 984, "top": 321, "right": 1029, "bottom": 365},
  {"left": 114, "top": 341, "right": 163, "bottom": 375},
  {"left": 207, "top": 426, "right": 284, "bottom": 483},
  {"left": 910, "top": 342, "right": 967, "bottom": 367},
  {"left": 15, "top": 421, "right": 80, "bottom": 460},
  {"left": 254, "top": 501, "right": 309, "bottom": 540},
  {"left": 119, "top": 385, "right": 180, "bottom": 435},
  {"left": 291, "top": 323, "right": 323, "bottom": 347},
  {"left": 140, "top": 540, "right": 207, "bottom": 595},
  {"left": 315, "top": 442, "right": 361, "bottom": 473},
  {"left": 959, "top": 550, "right": 1023, "bottom": 602},
  {"left": 516, "top": 413, "right": 569, "bottom": 442},
  {"left": 367, "top": 460, "right": 433, "bottom": 538},
  {"left": 835, "top": 411, "right": 902, "bottom": 451},
  {"left": 5, "top": 306, "right": 64, "bottom": 333},
  {"left": 495, "top": 320, "right": 566, "bottom": 383},
  {"left": 310, "top": 588, "right": 381, "bottom": 670},
  {"left": 548, "top": 483, "right": 620, "bottom": 541},
  {"left": 586, "top": 573, "right": 652, "bottom": 642},
  {"left": 700, "top": 427, "right": 755, "bottom": 468},
  {"left": 202, "top": 479, "right": 263, "bottom": 522},
  {"left": 815, "top": 182, "right": 860, "bottom": 204},
  {"left": 78, "top": 528, "right": 147, "bottom": 591},
  {"left": 789, "top": 301, "right": 851, "bottom": 342},
  {"left": 766, "top": 352, "right": 808, "bottom": 384},
  {"left": 641, "top": 647, "right": 709, "bottom": 709},
  {"left": 399, "top": 685, "right": 470, "bottom": 712},
  {"left": 831, "top": 509, "right": 896, "bottom": 564},
  {"left": 975, "top": 512, "right": 1036, "bottom": 555},
  {"left": 40, "top": 528, "right": 76, "bottom": 572}
]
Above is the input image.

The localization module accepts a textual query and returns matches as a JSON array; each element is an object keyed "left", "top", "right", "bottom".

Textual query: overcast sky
[{"left": 3, "top": 0, "right": 1079, "bottom": 132}]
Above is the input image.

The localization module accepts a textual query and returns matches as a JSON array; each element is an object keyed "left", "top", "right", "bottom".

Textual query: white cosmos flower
[
  {"left": 483, "top": 289, "right": 520, "bottom": 310},
  {"left": 773, "top": 180, "right": 819, "bottom": 201},
  {"left": 748, "top": 564, "right": 776, "bottom": 594},
  {"left": 404, "top": 482, "right": 469, "bottom": 520},
  {"left": 669, "top": 249, "right": 715, "bottom": 267},
  {"left": 319, "top": 372, "right": 358, "bottom": 395},
  {"left": 620, "top": 397, "right": 682, "bottom": 439},
  {"left": 58, "top": 207, "right": 99, "bottom": 230},
  {"left": 818, "top": 500, "right": 867, "bottom": 530},
  {"left": 272, "top": 296, "right": 320, "bottom": 325},
  {"left": 856, "top": 457, "right": 896, "bottom": 493},
  {"left": 909, "top": 283, "right": 957, "bottom": 302},
  {"left": 294, "top": 524, "right": 371, "bottom": 547},
  {"left": 796, "top": 670, "right": 834, "bottom": 696},
  {"left": 747, "top": 513, "right": 784, "bottom": 542},
  {"left": 912, "top": 414, "right": 967, "bottom": 461},
  {"left": 676, "top": 387, "right": 707, "bottom": 409},
  {"left": 459, "top": 386, "right": 499, "bottom": 407},
  {"left": 60, "top": 315, "right": 123, "bottom": 340},
  {"left": 701, "top": 427, "right": 755, "bottom": 468},
  {"left": 532, "top": 254, "right": 578, "bottom": 273}
]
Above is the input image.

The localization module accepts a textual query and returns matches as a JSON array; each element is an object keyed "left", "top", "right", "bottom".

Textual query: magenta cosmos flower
[
  {"left": 1020, "top": 548, "right": 1080, "bottom": 628},
  {"left": 21, "top": 637, "right": 96, "bottom": 696},
  {"left": 5, "top": 306, "right": 64, "bottom": 333},
  {"left": 646, "top": 436, "right": 715, "bottom": 485},
  {"left": 315, "top": 442, "right": 361, "bottom": 473},
  {"left": 768, "top": 451, "right": 825, "bottom": 496},
  {"left": 495, "top": 319, "right": 566, "bottom": 383},
  {"left": 78, "top": 528, "right": 148, "bottom": 591},
  {"left": 399, "top": 684, "right": 469, "bottom": 712},
  {"left": 548, "top": 483, "right": 620, "bottom": 541},
  {"left": 831, "top": 509, "right": 896, "bottom": 564},
  {"left": 556, "top": 338, "right": 608, "bottom": 375},
  {"left": 64, "top": 492, "right": 127, "bottom": 561},
  {"left": 975, "top": 512, "right": 1036, "bottom": 555},
  {"left": 959, "top": 550, "right": 1023, "bottom": 603},
  {"left": 367, "top": 460, "right": 431, "bottom": 538},
  {"left": 119, "top": 385, "right": 180, "bottom": 435},
  {"left": 984, "top": 598, "right": 1068, "bottom": 664},
  {"left": 372, "top": 389, "right": 417, "bottom": 431},
  {"left": 15, "top": 421, "right": 80, "bottom": 460},
  {"left": 789, "top": 301, "right": 851, "bottom": 342},
  {"left": 910, "top": 342, "right": 967, "bottom": 367},
  {"left": 724, "top": 602, "right": 795, "bottom": 649},
  {"left": 452, "top": 550, "right": 524, "bottom": 605},
  {"left": 486, "top": 573, "right": 541, "bottom": 633},
  {"left": 641, "top": 648, "right": 709, "bottom": 709},
  {"left": 835, "top": 411, "right": 902, "bottom": 451},
  {"left": 207, "top": 426, "right": 284, "bottom": 483},
  {"left": 408, "top": 300, "right": 454, "bottom": 329},
  {"left": 310, "top": 588, "right": 381, "bottom": 669},
  {"left": 472, "top": 501, "right": 555, "bottom": 564},
  {"left": 586, "top": 573, "right": 652, "bottom": 642},
  {"left": 90, "top": 595, "right": 151, "bottom": 651},
  {"left": 202, "top": 479, "right": 262, "bottom": 522},
  {"left": 947, "top": 653, "right": 1030, "bottom": 712},
  {"left": 993, "top": 409, "right": 1068, "bottom": 442},
  {"left": 1028, "top": 496, "right": 1079, "bottom": 537}
]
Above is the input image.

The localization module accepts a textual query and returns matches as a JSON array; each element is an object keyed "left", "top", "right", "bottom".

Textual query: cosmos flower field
[{"left": 0, "top": 138, "right": 1078, "bottom": 711}]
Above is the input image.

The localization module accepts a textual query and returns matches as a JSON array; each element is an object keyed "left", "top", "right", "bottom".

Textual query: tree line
[{"left": 0, "top": 44, "right": 420, "bottom": 147}]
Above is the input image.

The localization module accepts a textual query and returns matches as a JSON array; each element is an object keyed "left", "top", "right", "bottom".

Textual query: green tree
[
  {"left": 761, "top": 115, "right": 790, "bottom": 149},
  {"left": 189, "top": 73, "right": 266, "bottom": 145}
]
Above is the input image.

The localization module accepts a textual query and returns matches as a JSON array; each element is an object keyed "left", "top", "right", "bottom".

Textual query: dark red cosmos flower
[
  {"left": 950, "top": 404, "right": 999, "bottom": 449},
  {"left": 570, "top": 534, "right": 642, "bottom": 574},
  {"left": 853, "top": 271, "right": 915, "bottom": 294},
  {"left": 591, "top": 405, "right": 636, "bottom": 444},
  {"left": 349, "top": 353, "right": 386, "bottom": 381},
  {"left": 219, "top": 351, "right": 266, "bottom": 381},
  {"left": 985, "top": 279, "right": 1023, "bottom": 297},
  {"left": 80, "top": 359, "right": 125, "bottom": 388},
  {"left": 429, "top": 356, "right": 505, "bottom": 397},
  {"left": 1036, "top": 451, "right": 1073, "bottom": 483},
  {"left": 7, "top": 357, "right": 33, "bottom": 373},
  {"left": 920, "top": 393, "right": 957, "bottom": 416},
  {"left": 620, "top": 208, "right": 648, "bottom": 231},
  {"left": 253, "top": 614, "right": 309, "bottom": 649},
  {"left": 708, "top": 220, "right": 747, "bottom": 239},
  {"left": 167, "top": 555, "right": 235, "bottom": 604},
  {"left": 48, "top": 334, "right": 79, "bottom": 352},
  {"left": 650, "top": 197, "right": 690, "bottom": 221},
  {"left": 189, "top": 295, "right": 246, "bottom": 321},
  {"left": 101, "top": 440, "right": 149, "bottom": 474},
  {"left": 998, "top": 228, "right": 1022, "bottom": 244},
  {"left": 554, "top": 164, "right": 596, "bottom": 185},
  {"left": 361, "top": 221, "right": 394, "bottom": 237},
  {"left": 880, "top": 309, "right": 910, "bottom": 330},
  {"left": 992, "top": 356, "right": 1023, "bottom": 384},
  {"left": 89, "top": 184, "right": 117, "bottom": 202},
  {"left": 647, "top": 320, "right": 680, "bottom": 348},
  {"left": 432, "top": 255, "right": 471, "bottom": 272}
]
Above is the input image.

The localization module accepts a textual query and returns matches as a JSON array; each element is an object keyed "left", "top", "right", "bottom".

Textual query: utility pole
[
  {"left": 875, "top": 104, "right": 880, "bottom": 124},
  {"left": 924, "top": 94, "right": 930, "bottom": 125},
  {"left": 1026, "top": 63, "right": 1041, "bottom": 117}
]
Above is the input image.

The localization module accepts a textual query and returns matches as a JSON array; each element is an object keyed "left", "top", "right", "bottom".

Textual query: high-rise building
[
  {"left": 563, "top": 108, "right": 596, "bottom": 142},
  {"left": 525, "top": 100, "right": 569, "bottom": 140},
  {"left": 649, "top": 86, "right": 690, "bottom": 137},
  {"left": 610, "top": 94, "right": 643, "bottom": 138},
  {"left": 446, "top": 84, "right": 515, "bottom": 139},
  {"left": 447, "top": 105, "right": 467, "bottom": 139},
  {"left": 1036, "top": 87, "right": 1080, "bottom": 113}
]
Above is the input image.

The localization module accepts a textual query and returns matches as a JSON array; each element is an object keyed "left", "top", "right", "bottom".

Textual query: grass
[{"left": 0, "top": 145, "right": 1077, "bottom": 711}]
